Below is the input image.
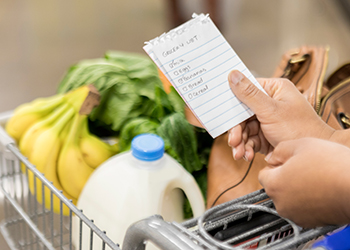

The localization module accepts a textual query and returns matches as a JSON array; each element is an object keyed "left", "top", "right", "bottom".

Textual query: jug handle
[{"left": 174, "top": 174, "right": 205, "bottom": 218}]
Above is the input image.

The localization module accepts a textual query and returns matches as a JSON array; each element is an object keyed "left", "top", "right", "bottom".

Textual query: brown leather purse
[
  {"left": 319, "top": 63, "right": 350, "bottom": 130},
  {"left": 270, "top": 46, "right": 350, "bottom": 131},
  {"left": 206, "top": 45, "right": 350, "bottom": 208}
]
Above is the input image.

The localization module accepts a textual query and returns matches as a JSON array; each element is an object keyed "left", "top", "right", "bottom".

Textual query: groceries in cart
[
  {"left": 1, "top": 51, "right": 212, "bottom": 249},
  {"left": 75, "top": 133, "right": 205, "bottom": 249}
]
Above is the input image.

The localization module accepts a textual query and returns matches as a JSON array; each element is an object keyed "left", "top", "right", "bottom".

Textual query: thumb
[
  {"left": 258, "top": 166, "right": 279, "bottom": 191},
  {"left": 228, "top": 70, "right": 273, "bottom": 116},
  {"left": 259, "top": 140, "right": 297, "bottom": 192}
]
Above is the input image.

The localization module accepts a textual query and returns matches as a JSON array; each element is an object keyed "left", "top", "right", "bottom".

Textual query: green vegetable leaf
[
  {"left": 156, "top": 113, "right": 201, "bottom": 174},
  {"left": 119, "top": 118, "right": 160, "bottom": 151},
  {"left": 57, "top": 52, "right": 164, "bottom": 132},
  {"left": 167, "top": 86, "right": 185, "bottom": 114}
]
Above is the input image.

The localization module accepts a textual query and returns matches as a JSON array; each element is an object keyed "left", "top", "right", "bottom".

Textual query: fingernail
[
  {"left": 232, "top": 148, "right": 237, "bottom": 160},
  {"left": 265, "top": 152, "right": 272, "bottom": 162},
  {"left": 229, "top": 71, "right": 243, "bottom": 85},
  {"left": 228, "top": 133, "right": 232, "bottom": 147},
  {"left": 243, "top": 151, "right": 249, "bottom": 161}
]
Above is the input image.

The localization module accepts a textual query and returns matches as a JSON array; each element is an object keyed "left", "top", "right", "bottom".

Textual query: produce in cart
[
  {"left": 5, "top": 51, "right": 213, "bottom": 218},
  {"left": 57, "top": 51, "right": 213, "bottom": 217},
  {"left": 5, "top": 84, "right": 119, "bottom": 215}
]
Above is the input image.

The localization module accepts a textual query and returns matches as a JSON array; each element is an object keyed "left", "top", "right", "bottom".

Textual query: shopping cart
[{"left": 0, "top": 111, "right": 343, "bottom": 250}]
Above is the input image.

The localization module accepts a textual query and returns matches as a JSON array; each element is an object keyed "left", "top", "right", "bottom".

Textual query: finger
[
  {"left": 233, "top": 139, "right": 246, "bottom": 160},
  {"left": 258, "top": 129, "right": 270, "bottom": 155},
  {"left": 243, "top": 142, "right": 255, "bottom": 162},
  {"left": 228, "top": 123, "right": 247, "bottom": 160},
  {"left": 244, "top": 133, "right": 267, "bottom": 161},
  {"left": 245, "top": 134, "right": 260, "bottom": 150},
  {"left": 258, "top": 166, "right": 279, "bottom": 191},
  {"left": 228, "top": 123, "right": 245, "bottom": 148},
  {"left": 228, "top": 70, "right": 274, "bottom": 115},
  {"left": 265, "top": 140, "right": 298, "bottom": 166},
  {"left": 242, "top": 119, "right": 259, "bottom": 143}
]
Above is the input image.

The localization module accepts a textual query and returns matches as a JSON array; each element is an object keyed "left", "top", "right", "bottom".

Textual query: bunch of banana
[{"left": 6, "top": 85, "right": 119, "bottom": 215}]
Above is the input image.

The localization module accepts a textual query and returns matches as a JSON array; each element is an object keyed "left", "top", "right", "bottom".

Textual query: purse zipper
[
  {"left": 282, "top": 47, "right": 329, "bottom": 113},
  {"left": 318, "top": 77, "right": 350, "bottom": 116},
  {"left": 315, "top": 47, "right": 329, "bottom": 113}
]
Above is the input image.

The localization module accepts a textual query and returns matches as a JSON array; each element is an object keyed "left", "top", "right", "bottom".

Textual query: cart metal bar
[
  {"left": 197, "top": 204, "right": 300, "bottom": 250},
  {"left": 0, "top": 180, "right": 55, "bottom": 250},
  {"left": 182, "top": 190, "right": 268, "bottom": 229},
  {"left": 259, "top": 225, "right": 339, "bottom": 250},
  {"left": 172, "top": 222, "right": 217, "bottom": 250},
  {"left": 206, "top": 192, "right": 270, "bottom": 222},
  {"left": 123, "top": 215, "right": 208, "bottom": 250},
  {"left": 223, "top": 218, "right": 285, "bottom": 245},
  {"left": 236, "top": 224, "right": 293, "bottom": 249},
  {"left": 197, "top": 199, "right": 274, "bottom": 234}
]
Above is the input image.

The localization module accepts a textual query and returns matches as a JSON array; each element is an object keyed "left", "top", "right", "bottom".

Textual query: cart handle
[{"left": 122, "top": 215, "right": 204, "bottom": 250}]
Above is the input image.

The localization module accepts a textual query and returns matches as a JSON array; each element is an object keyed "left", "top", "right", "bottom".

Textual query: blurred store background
[
  {"left": 2, "top": 0, "right": 350, "bottom": 113},
  {"left": 1, "top": 0, "right": 350, "bottom": 248}
]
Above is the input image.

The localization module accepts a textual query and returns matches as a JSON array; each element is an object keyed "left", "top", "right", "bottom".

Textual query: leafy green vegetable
[
  {"left": 156, "top": 113, "right": 201, "bottom": 173},
  {"left": 58, "top": 51, "right": 164, "bottom": 132},
  {"left": 119, "top": 117, "right": 159, "bottom": 151}
]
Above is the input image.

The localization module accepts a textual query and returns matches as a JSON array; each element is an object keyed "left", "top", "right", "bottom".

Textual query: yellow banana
[
  {"left": 58, "top": 113, "right": 95, "bottom": 199},
  {"left": 19, "top": 85, "right": 97, "bottom": 159},
  {"left": 6, "top": 94, "right": 65, "bottom": 142},
  {"left": 41, "top": 123, "right": 77, "bottom": 216},
  {"left": 79, "top": 117, "right": 119, "bottom": 169},
  {"left": 19, "top": 103, "right": 71, "bottom": 173},
  {"left": 19, "top": 103, "right": 71, "bottom": 157},
  {"left": 27, "top": 106, "right": 75, "bottom": 209},
  {"left": 6, "top": 84, "right": 97, "bottom": 143}
]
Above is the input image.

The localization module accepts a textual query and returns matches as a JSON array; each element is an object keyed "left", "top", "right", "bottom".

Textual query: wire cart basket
[{"left": 0, "top": 111, "right": 343, "bottom": 250}]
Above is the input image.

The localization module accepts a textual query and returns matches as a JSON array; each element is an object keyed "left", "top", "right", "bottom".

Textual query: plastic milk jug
[{"left": 73, "top": 133, "right": 205, "bottom": 250}]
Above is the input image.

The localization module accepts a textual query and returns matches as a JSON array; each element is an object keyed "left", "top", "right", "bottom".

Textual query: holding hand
[
  {"left": 227, "top": 70, "right": 334, "bottom": 161},
  {"left": 259, "top": 137, "right": 350, "bottom": 228}
]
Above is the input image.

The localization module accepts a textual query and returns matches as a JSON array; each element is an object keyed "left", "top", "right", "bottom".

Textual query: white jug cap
[{"left": 131, "top": 134, "right": 164, "bottom": 161}]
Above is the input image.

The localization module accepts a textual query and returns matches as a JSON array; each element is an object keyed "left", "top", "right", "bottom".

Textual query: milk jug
[{"left": 73, "top": 133, "right": 205, "bottom": 249}]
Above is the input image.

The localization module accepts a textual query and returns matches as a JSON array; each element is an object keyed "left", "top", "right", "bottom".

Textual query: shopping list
[{"left": 143, "top": 13, "right": 265, "bottom": 138}]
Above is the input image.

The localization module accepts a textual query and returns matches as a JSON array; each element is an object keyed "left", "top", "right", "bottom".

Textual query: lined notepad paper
[{"left": 144, "top": 13, "right": 264, "bottom": 138}]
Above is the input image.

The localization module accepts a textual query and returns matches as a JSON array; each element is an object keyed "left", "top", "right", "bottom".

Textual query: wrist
[
  {"left": 328, "top": 129, "right": 350, "bottom": 148},
  {"left": 316, "top": 122, "right": 336, "bottom": 143}
]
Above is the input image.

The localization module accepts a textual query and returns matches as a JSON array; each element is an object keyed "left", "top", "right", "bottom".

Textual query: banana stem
[
  {"left": 41, "top": 103, "right": 72, "bottom": 126},
  {"left": 52, "top": 106, "right": 76, "bottom": 135},
  {"left": 67, "top": 114, "right": 87, "bottom": 145},
  {"left": 64, "top": 85, "right": 100, "bottom": 115}
]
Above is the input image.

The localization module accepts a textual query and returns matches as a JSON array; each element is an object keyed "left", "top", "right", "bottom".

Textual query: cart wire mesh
[{"left": 0, "top": 114, "right": 121, "bottom": 250}]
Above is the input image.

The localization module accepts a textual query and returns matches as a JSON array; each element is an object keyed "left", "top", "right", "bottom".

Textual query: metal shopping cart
[{"left": 0, "top": 111, "right": 343, "bottom": 250}]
